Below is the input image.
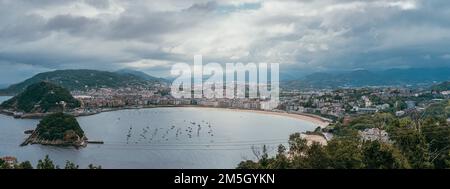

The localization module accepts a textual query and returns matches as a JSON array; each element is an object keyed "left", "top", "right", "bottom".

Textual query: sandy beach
[
  {"left": 178, "top": 106, "right": 330, "bottom": 128},
  {"left": 184, "top": 107, "right": 332, "bottom": 145}
]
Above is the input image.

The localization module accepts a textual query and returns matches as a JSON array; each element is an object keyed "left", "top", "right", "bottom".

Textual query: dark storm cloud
[
  {"left": 0, "top": 0, "right": 449, "bottom": 84},
  {"left": 105, "top": 1, "right": 217, "bottom": 41},
  {"left": 0, "top": 14, "right": 47, "bottom": 42}
]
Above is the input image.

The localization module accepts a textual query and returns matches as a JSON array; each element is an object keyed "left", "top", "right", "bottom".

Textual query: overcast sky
[{"left": 0, "top": 0, "right": 449, "bottom": 84}]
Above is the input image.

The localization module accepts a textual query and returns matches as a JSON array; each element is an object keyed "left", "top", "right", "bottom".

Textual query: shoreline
[
  {"left": 174, "top": 106, "right": 330, "bottom": 128},
  {"left": 82, "top": 105, "right": 331, "bottom": 128},
  {"left": 1, "top": 105, "right": 330, "bottom": 128},
  {"left": 21, "top": 132, "right": 88, "bottom": 148}
]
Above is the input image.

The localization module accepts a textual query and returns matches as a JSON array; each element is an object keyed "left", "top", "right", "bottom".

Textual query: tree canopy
[
  {"left": 35, "top": 113, "right": 84, "bottom": 141},
  {"left": 0, "top": 81, "right": 80, "bottom": 113}
]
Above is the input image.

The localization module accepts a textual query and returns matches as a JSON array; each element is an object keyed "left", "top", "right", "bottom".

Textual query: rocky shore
[{"left": 21, "top": 130, "right": 87, "bottom": 148}]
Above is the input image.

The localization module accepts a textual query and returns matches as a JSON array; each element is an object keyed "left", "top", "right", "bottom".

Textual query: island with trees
[
  {"left": 22, "top": 112, "right": 87, "bottom": 148},
  {"left": 0, "top": 81, "right": 81, "bottom": 118}
]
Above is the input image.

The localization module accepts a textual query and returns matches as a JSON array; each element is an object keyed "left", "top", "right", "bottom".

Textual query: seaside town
[
  {"left": 2, "top": 80, "right": 450, "bottom": 168},
  {"left": 2, "top": 79, "right": 449, "bottom": 129},
  {"left": 65, "top": 84, "right": 450, "bottom": 121},
  {"left": 10, "top": 83, "right": 425, "bottom": 144},
  {"left": 3, "top": 0, "right": 450, "bottom": 182}
]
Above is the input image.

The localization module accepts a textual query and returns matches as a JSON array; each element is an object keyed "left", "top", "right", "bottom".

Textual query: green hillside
[
  {"left": 0, "top": 82, "right": 80, "bottom": 113},
  {"left": 35, "top": 112, "right": 84, "bottom": 141},
  {"left": 0, "top": 69, "right": 163, "bottom": 95}
]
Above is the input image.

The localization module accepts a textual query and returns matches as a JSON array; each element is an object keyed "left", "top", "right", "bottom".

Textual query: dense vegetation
[
  {"left": 0, "top": 82, "right": 80, "bottom": 113},
  {"left": 238, "top": 100, "right": 450, "bottom": 169},
  {"left": 0, "top": 69, "right": 165, "bottom": 95},
  {"left": 35, "top": 113, "right": 84, "bottom": 141},
  {"left": 116, "top": 69, "right": 168, "bottom": 83},
  {"left": 238, "top": 136, "right": 411, "bottom": 169},
  {"left": 0, "top": 155, "right": 101, "bottom": 169}
]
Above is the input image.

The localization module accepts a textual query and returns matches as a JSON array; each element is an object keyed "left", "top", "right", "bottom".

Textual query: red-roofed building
[{"left": 1, "top": 156, "right": 18, "bottom": 168}]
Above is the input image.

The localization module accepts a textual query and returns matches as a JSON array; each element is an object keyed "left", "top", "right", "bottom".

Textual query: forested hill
[
  {"left": 0, "top": 81, "right": 80, "bottom": 113},
  {"left": 0, "top": 69, "right": 166, "bottom": 95}
]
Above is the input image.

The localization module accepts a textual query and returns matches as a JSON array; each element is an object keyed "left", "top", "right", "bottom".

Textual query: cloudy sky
[{"left": 0, "top": 0, "right": 449, "bottom": 84}]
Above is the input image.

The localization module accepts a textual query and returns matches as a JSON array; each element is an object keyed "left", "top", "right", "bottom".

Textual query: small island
[{"left": 22, "top": 113, "right": 87, "bottom": 148}]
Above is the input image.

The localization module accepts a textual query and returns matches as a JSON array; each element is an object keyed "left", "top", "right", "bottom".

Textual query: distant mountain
[
  {"left": 283, "top": 67, "right": 450, "bottom": 89},
  {"left": 0, "top": 82, "right": 80, "bottom": 113},
  {"left": 0, "top": 69, "right": 165, "bottom": 95},
  {"left": 115, "top": 69, "right": 169, "bottom": 83}
]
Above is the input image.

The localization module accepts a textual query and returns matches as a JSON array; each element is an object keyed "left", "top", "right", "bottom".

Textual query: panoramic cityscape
[
  {"left": 0, "top": 66, "right": 449, "bottom": 169},
  {"left": 0, "top": 0, "right": 449, "bottom": 177}
]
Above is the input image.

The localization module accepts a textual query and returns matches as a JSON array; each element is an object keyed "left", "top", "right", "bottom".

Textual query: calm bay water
[{"left": 0, "top": 96, "right": 316, "bottom": 168}]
